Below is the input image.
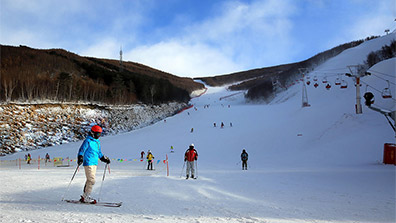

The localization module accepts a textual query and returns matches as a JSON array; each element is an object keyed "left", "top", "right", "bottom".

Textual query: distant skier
[
  {"left": 221, "top": 122, "right": 224, "bottom": 128},
  {"left": 147, "top": 150, "right": 154, "bottom": 170},
  {"left": 27, "top": 153, "right": 31, "bottom": 164},
  {"left": 184, "top": 144, "right": 198, "bottom": 179},
  {"left": 45, "top": 153, "right": 50, "bottom": 163},
  {"left": 191, "top": 128, "right": 194, "bottom": 133},
  {"left": 170, "top": 146, "right": 174, "bottom": 153},
  {"left": 214, "top": 122, "right": 216, "bottom": 127},
  {"left": 241, "top": 149, "right": 248, "bottom": 170},
  {"left": 141, "top": 151, "right": 145, "bottom": 159},
  {"left": 77, "top": 125, "right": 110, "bottom": 203}
]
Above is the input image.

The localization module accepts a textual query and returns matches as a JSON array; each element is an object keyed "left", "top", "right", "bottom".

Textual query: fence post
[
  {"left": 166, "top": 154, "right": 169, "bottom": 176},
  {"left": 38, "top": 155, "right": 40, "bottom": 170}
]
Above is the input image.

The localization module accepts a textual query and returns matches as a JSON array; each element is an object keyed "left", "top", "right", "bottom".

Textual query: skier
[
  {"left": 77, "top": 125, "right": 110, "bottom": 203},
  {"left": 184, "top": 144, "right": 198, "bottom": 179},
  {"left": 241, "top": 149, "right": 248, "bottom": 170},
  {"left": 221, "top": 122, "right": 224, "bottom": 128},
  {"left": 27, "top": 153, "right": 31, "bottom": 164},
  {"left": 141, "top": 151, "right": 145, "bottom": 159},
  {"left": 170, "top": 146, "right": 174, "bottom": 153},
  {"left": 146, "top": 150, "right": 154, "bottom": 170},
  {"left": 45, "top": 153, "right": 50, "bottom": 163}
]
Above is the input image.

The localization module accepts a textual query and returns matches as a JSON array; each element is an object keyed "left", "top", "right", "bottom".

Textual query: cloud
[
  {"left": 125, "top": 41, "right": 242, "bottom": 78},
  {"left": 79, "top": 38, "right": 120, "bottom": 59},
  {"left": 125, "top": 0, "right": 297, "bottom": 78},
  {"left": 347, "top": 1, "right": 395, "bottom": 39}
]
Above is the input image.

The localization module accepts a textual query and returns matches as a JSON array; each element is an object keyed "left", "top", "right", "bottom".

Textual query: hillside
[
  {"left": 195, "top": 36, "right": 388, "bottom": 102},
  {"left": 0, "top": 45, "right": 204, "bottom": 104}
]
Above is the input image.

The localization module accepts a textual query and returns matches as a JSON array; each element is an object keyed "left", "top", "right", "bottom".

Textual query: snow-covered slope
[{"left": 0, "top": 34, "right": 395, "bottom": 223}]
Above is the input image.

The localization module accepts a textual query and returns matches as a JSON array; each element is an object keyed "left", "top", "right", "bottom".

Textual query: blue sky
[{"left": 1, "top": 0, "right": 395, "bottom": 78}]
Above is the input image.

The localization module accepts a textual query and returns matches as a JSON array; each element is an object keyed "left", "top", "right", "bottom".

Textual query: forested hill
[{"left": 0, "top": 45, "right": 204, "bottom": 105}]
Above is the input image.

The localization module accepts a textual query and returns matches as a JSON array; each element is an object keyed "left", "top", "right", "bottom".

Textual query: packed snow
[{"left": 0, "top": 34, "right": 395, "bottom": 223}]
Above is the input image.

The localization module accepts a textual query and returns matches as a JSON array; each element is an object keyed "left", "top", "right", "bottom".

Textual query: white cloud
[
  {"left": 125, "top": 41, "right": 242, "bottom": 78},
  {"left": 79, "top": 38, "right": 120, "bottom": 59},
  {"left": 124, "top": 0, "right": 297, "bottom": 78}
]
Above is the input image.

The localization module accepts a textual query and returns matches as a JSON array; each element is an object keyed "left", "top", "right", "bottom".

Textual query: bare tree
[{"left": 150, "top": 84, "right": 156, "bottom": 104}]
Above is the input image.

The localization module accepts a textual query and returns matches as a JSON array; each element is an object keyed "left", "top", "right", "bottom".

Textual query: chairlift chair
[
  {"left": 382, "top": 80, "right": 392, "bottom": 99},
  {"left": 340, "top": 80, "right": 348, "bottom": 89},
  {"left": 313, "top": 76, "right": 318, "bottom": 82},
  {"left": 382, "top": 88, "right": 392, "bottom": 98},
  {"left": 335, "top": 77, "right": 341, "bottom": 85},
  {"left": 314, "top": 83, "right": 319, "bottom": 88},
  {"left": 306, "top": 81, "right": 311, "bottom": 85},
  {"left": 326, "top": 83, "right": 331, "bottom": 90},
  {"left": 322, "top": 77, "right": 328, "bottom": 83}
]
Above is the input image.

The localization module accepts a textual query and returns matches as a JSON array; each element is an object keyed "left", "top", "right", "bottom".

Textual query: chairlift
[
  {"left": 322, "top": 77, "right": 328, "bottom": 83},
  {"left": 340, "top": 80, "right": 348, "bottom": 89},
  {"left": 335, "top": 77, "right": 341, "bottom": 85},
  {"left": 325, "top": 83, "right": 331, "bottom": 90},
  {"left": 313, "top": 76, "right": 318, "bottom": 81},
  {"left": 306, "top": 81, "right": 311, "bottom": 85},
  {"left": 382, "top": 80, "right": 392, "bottom": 99},
  {"left": 314, "top": 83, "right": 319, "bottom": 88}
]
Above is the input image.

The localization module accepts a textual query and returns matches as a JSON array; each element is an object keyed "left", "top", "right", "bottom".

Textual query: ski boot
[{"left": 80, "top": 195, "right": 97, "bottom": 204}]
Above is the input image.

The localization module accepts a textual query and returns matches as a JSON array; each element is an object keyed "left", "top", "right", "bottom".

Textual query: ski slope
[{"left": 0, "top": 34, "right": 395, "bottom": 223}]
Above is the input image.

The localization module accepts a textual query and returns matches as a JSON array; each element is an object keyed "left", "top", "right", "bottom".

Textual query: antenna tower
[{"left": 119, "top": 45, "right": 123, "bottom": 72}]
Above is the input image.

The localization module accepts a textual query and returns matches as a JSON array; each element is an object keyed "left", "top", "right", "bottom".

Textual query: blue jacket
[{"left": 78, "top": 135, "right": 103, "bottom": 166}]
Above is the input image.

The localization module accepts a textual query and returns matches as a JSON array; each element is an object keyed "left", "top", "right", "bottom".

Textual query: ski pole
[
  {"left": 195, "top": 160, "right": 198, "bottom": 179},
  {"left": 180, "top": 161, "right": 186, "bottom": 178},
  {"left": 97, "top": 164, "right": 108, "bottom": 202},
  {"left": 236, "top": 160, "right": 241, "bottom": 165},
  {"left": 61, "top": 164, "right": 80, "bottom": 201}
]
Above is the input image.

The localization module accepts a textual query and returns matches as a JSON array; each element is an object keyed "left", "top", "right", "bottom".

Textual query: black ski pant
[
  {"left": 147, "top": 160, "right": 153, "bottom": 170},
  {"left": 242, "top": 160, "right": 247, "bottom": 170}
]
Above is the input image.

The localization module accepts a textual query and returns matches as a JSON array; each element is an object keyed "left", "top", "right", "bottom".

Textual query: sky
[{"left": 1, "top": 0, "right": 395, "bottom": 78}]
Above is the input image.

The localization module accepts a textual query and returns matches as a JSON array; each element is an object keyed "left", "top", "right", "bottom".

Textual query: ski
[{"left": 64, "top": 199, "right": 122, "bottom": 207}]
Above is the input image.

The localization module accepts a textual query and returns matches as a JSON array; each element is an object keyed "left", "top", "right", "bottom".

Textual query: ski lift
[
  {"left": 382, "top": 80, "right": 392, "bottom": 99},
  {"left": 314, "top": 83, "right": 319, "bottom": 88},
  {"left": 306, "top": 81, "right": 311, "bottom": 85},
  {"left": 313, "top": 76, "right": 318, "bottom": 81},
  {"left": 322, "top": 77, "right": 328, "bottom": 83},
  {"left": 340, "top": 80, "right": 348, "bottom": 89},
  {"left": 325, "top": 83, "right": 331, "bottom": 90},
  {"left": 335, "top": 77, "right": 341, "bottom": 85}
]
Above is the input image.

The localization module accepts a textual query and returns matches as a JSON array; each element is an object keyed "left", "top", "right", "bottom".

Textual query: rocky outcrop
[{"left": 0, "top": 102, "right": 187, "bottom": 155}]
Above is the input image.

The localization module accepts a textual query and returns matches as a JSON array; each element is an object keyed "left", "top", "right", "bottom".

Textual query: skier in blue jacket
[{"left": 77, "top": 125, "right": 110, "bottom": 203}]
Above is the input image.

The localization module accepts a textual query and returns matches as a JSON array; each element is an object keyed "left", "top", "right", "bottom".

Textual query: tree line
[{"left": 0, "top": 45, "right": 190, "bottom": 104}]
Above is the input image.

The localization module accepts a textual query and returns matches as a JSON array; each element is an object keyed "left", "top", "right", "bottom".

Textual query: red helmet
[{"left": 91, "top": 125, "right": 103, "bottom": 133}]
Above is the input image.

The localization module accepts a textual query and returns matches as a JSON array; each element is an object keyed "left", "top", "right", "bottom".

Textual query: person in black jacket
[{"left": 241, "top": 149, "right": 248, "bottom": 170}]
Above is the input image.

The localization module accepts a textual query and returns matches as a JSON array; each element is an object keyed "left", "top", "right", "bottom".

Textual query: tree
[
  {"left": 365, "top": 52, "right": 381, "bottom": 67},
  {"left": 150, "top": 84, "right": 156, "bottom": 104}
]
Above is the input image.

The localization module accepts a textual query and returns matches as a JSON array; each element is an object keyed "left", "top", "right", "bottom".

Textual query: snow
[{"left": 1, "top": 34, "right": 395, "bottom": 223}]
